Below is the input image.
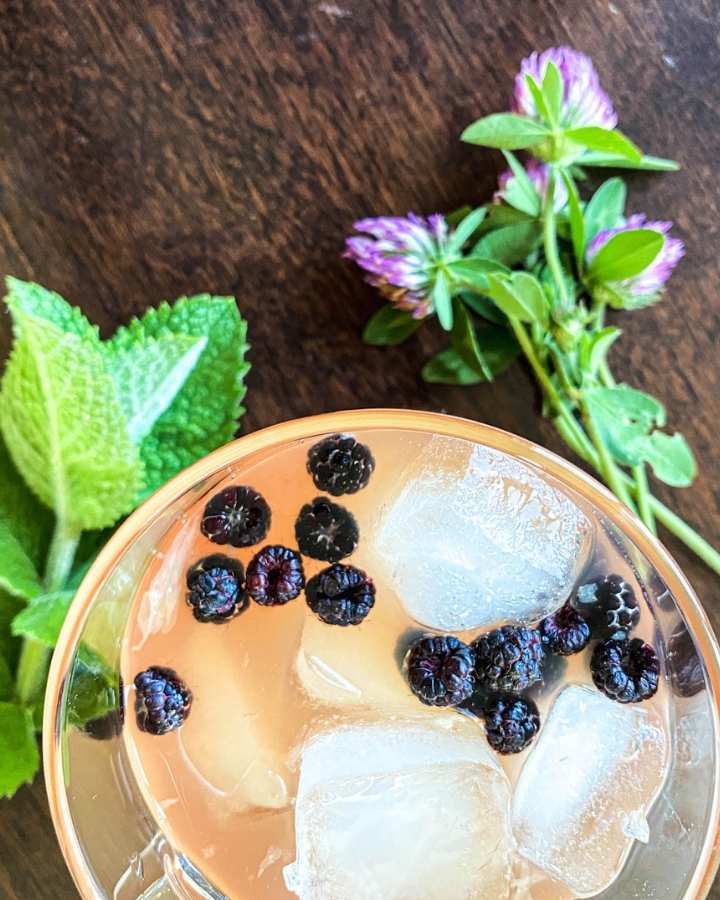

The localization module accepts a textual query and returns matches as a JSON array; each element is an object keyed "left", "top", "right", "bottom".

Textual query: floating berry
[
  {"left": 134, "top": 667, "right": 192, "bottom": 735},
  {"left": 186, "top": 554, "right": 247, "bottom": 623},
  {"left": 482, "top": 693, "right": 541, "bottom": 755},
  {"left": 591, "top": 637, "right": 660, "bottom": 703},
  {"left": 472, "top": 626, "right": 543, "bottom": 693},
  {"left": 200, "top": 485, "right": 271, "bottom": 547},
  {"left": 539, "top": 601, "right": 591, "bottom": 656},
  {"left": 305, "top": 563, "right": 375, "bottom": 626},
  {"left": 307, "top": 434, "right": 375, "bottom": 496},
  {"left": 574, "top": 573, "right": 639, "bottom": 640},
  {"left": 295, "top": 497, "right": 359, "bottom": 563},
  {"left": 246, "top": 545, "right": 305, "bottom": 606},
  {"left": 405, "top": 635, "right": 475, "bottom": 707}
]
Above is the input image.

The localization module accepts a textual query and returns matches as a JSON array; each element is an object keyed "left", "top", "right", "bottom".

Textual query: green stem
[
  {"left": 543, "top": 167, "right": 572, "bottom": 314},
  {"left": 632, "top": 463, "right": 656, "bottom": 534},
  {"left": 16, "top": 521, "right": 80, "bottom": 707},
  {"left": 639, "top": 489, "right": 720, "bottom": 576},
  {"left": 580, "top": 401, "right": 637, "bottom": 511}
]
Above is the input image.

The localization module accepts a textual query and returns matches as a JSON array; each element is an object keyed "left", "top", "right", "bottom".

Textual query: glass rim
[{"left": 43, "top": 408, "right": 720, "bottom": 899}]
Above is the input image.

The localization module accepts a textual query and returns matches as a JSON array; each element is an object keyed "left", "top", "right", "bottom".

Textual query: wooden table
[{"left": 0, "top": 1, "right": 718, "bottom": 896}]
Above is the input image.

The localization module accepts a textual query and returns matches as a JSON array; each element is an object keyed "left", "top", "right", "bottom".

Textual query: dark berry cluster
[
  {"left": 479, "top": 693, "right": 541, "bottom": 755},
  {"left": 186, "top": 554, "right": 247, "bottom": 623},
  {"left": 201, "top": 485, "right": 271, "bottom": 548},
  {"left": 306, "top": 563, "right": 375, "bottom": 626},
  {"left": 134, "top": 667, "right": 192, "bottom": 735},
  {"left": 295, "top": 497, "right": 359, "bottom": 563},
  {"left": 591, "top": 637, "right": 659, "bottom": 703},
  {"left": 472, "top": 626, "right": 544, "bottom": 692},
  {"left": 247, "top": 545, "right": 305, "bottom": 606},
  {"left": 405, "top": 635, "right": 475, "bottom": 707},
  {"left": 573, "top": 573, "right": 640, "bottom": 640},
  {"left": 307, "top": 434, "right": 375, "bottom": 496}
]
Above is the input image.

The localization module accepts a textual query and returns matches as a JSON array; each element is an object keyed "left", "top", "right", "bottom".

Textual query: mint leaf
[
  {"left": 566, "top": 127, "right": 642, "bottom": 162},
  {"left": 0, "top": 520, "right": 42, "bottom": 601},
  {"left": 461, "top": 114, "right": 550, "bottom": 150},
  {"left": 499, "top": 151, "right": 541, "bottom": 217},
  {"left": 0, "top": 313, "right": 142, "bottom": 531},
  {"left": 641, "top": 432, "right": 697, "bottom": 488},
  {"left": 588, "top": 229, "right": 664, "bottom": 283},
  {"left": 4, "top": 277, "right": 97, "bottom": 341},
  {"left": 108, "top": 296, "right": 249, "bottom": 497},
  {"left": 578, "top": 152, "right": 679, "bottom": 171},
  {"left": 67, "top": 644, "right": 118, "bottom": 728},
  {"left": 432, "top": 275, "right": 452, "bottom": 331},
  {"left": 105, "top": 333, "right": 207, "bottom": 443},
  {"left": 0, "top": 437, "right": 52, "bottom": 568},
  {"left": 472, "top": 221, "right": 541, "bottom": 266},
  {"left": 362, "top": 306, "right": 423, "bottom": 346},
  {"left": 12, "top": 591, "right": 74, "bottom": 647},
  {"left": 584, "top": 178, "right": 626, "bottom": 242},
  {"left": 0, "top": 702, "right": 39, "bottom": 797}
]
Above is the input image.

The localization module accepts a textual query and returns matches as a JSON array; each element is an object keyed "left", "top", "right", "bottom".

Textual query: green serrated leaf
[
  {"left": 565, "top": 127, "right": 642, "bottom": 162},
  {"left": 12, "top": 591, "right": 74, "bottom": 647},
  {"left": 447, "top": 208, "right": 487, "bottom": 253},
  {"left": 500, "top": 151, "right": 541, "bottom": 217},
  {"left": 584, "top": 178, "right": 627, "bottom": 242},
  {"left": 0, "top": 438, "right": 52, "bottom": 569},
  {"left": 542, "top": 61, "right": 563, "bottom": 126},
  {"left": 0, "top": 591, "right": 23, "bottom": 672},
  {"left": 561, "top": 170, "right": 585, "bottom": 272},
  {"left": 461, "top": 113, "right": 550, "bottom": 150},
  {"left": 585, "top": 385, "right": 666, "bottom": 465},
  {"left": 0, "top": 521, "right": 42, "bottom": 601},
  {"left": 588, "top": 229, "right": 664, "bottom": 283},
  {"left": 640, "top": 432, "right": 697, "bottom": 488},
  {"left": 4, "top": 277, "right": 98, "bottom": 341},
  {"left": 0, "top": 313, "right": 142, "bottom": 531},
  {"left": 472, "top": 221, "right": 541, "bottom": 266},
  {"left": 432, "top": 276, "right": 453, "bottom": 331},
  {"left": 362, "top": 306, "right": 423, "bottom": 346},
  {"left": 578, "top": 152, "right": 679, "bottom": 171},
  {"left": 108, "top": 295, "right": 249, "bottom": 497},
  {"left": 104, "top": 333, "right": 207, "bottom": 443},
  {"left": 451, "top": 300, "right": 492, "bottom": 379},
  {"left": 0, "top": 702, "right": 39, "bottom": 797}
]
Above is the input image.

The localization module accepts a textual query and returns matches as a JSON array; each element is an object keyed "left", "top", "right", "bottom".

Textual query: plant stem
[
  {"left": 637, "top": 489, "right": 720, "bottom": 576},
  {"left": 16, "top": 520, "right": 80, "bottom": 707},
  {"left": 579, "top": 402, "right": 636, "bottom": 510},
  {"left": 632, "top": 463, "right": 656, "bottom": 534},
  {"left": 543, "top": 167, "right": 572, "bottom": 314}
]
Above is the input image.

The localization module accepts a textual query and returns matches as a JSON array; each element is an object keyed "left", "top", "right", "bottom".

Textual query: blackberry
[
  {"left": 295, "top": 497, "right": 359, "bottom": 563},
  {"left": 591, "top": 637, "right": 660, "bottom": 703},
  {"left": 482, "top": 693, "right": 541, "bottom": 755},
  {"left": 200, "top": 485, "right": 271, "bottom": 547},
  {"left": 307, "top": 434, "right": 375, "bottom": 496},
  {"left": 305, "top": 563, "right": 375, "bottom": 626},
  {"left": 246, "top": 545, "right": 305, "bottom": 606},
  {"left": 574, "top": 573, "right": 639, "bottom": 640},
  {"left": 186, "top": 554, "right": 247, "bottom": 623},
  {"left": 668, "top": 626, "right": 705, "bottom": 698},
  {"left": 539, "top": 601, "right": 591, "bottom": 656},
  {"left": 405, "top": 635, "right": 475, "bottom": 707},
  {"left": 472, "top": 626, "right": 543, "bottom": 693},
  {"left": 134, "top": 667, "right": 192, "bottom": 735}
]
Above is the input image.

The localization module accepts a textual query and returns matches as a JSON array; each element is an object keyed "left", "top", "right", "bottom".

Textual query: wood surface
[{"left": 0, "top": 1, "right": 718, "bottom": 896}]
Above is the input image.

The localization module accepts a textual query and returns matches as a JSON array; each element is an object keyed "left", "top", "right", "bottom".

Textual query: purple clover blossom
[
  {"left": 344, "top": 213, "right": 451, "bottom": 319},
  {"left": 587, "top": 214, "right": 685, "bottom": 305},
  {"left": 494, "top": 160, "right": 568, "bottom": 211},
  {"left": 512, "top": 47, "right": 617, "bottom": 130}
]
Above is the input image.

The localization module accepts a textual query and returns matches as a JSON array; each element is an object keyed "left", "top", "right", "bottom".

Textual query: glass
[{"left": 44, "top": 410, "right": 720, "bottom": 899}]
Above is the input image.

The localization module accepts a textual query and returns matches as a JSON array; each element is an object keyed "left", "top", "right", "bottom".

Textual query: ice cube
[
  {"left": 372, "top": 437, "right": 592, "bottom": 632},
  {"left": 512, "top": 684, "right": 668, "bottom": 897},
  {"left": 286, "top": 716, "right": 512, "bottom": 899}
]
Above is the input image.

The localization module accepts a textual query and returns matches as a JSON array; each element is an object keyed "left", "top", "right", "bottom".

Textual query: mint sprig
[{"left": 0, "top": 278, "right": 250, "bottom": 797}]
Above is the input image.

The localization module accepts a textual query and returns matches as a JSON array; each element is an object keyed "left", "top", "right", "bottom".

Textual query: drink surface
[{"left": 121, "top": 429, "right": 670, "bottom": 899}]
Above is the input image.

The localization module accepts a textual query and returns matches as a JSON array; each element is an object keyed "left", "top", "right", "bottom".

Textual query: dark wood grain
[{"left": 0, "top": 1, "right": 718, "bottom": 896}]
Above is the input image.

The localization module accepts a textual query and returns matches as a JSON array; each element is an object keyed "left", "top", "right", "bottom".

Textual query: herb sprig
[
  {"left": 346, "top": 46, "right": 720, "bottom": 577},
  {"left": 0, "top": 278, "right": 249, "bottom": 796}
]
